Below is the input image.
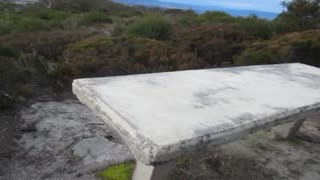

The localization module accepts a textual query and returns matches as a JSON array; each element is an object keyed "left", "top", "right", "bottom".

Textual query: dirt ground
[
  {"left": 0, "top": 97, "right": 319, "bottom": 180},
  {"left": 173, "top": 117, "right": 320, "bottom": 180}
]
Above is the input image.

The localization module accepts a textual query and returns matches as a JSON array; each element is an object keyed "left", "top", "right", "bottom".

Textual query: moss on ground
[{"left": 96, "top": 163, "right": 135, "bottom": 180}]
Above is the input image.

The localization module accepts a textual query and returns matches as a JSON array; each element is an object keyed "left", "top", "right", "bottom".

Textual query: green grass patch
[{"left": 96, "top": 163, "right": 135, "bottom": 180}]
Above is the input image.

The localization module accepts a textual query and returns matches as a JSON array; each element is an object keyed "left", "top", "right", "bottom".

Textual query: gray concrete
[
  {"left": 73, "top": 63, "right": 320, "bottom": 179},
  {"left": 132, "top": 161, "right": 176, "bottom": 180}
]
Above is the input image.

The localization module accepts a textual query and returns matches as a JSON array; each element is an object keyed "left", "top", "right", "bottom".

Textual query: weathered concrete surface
[{"left": 73, "top": 63, "right": 320, "bottom": 164}]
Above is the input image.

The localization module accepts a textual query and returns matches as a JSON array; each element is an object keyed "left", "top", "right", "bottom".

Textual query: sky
[{"left": 158, "top": 0, "right": 286, "bottom": 13}]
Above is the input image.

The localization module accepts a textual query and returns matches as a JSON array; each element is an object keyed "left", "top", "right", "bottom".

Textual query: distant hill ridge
[{"left": 112, "top": 0, "right": 279, "bottom": 19}]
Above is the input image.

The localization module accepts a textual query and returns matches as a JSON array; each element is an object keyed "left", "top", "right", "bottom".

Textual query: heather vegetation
[{"left": 0, "top": 0, "right": 319, "bottom": 108}]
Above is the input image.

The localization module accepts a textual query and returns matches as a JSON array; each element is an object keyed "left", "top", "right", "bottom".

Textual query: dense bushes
[
  {"left": 275, "top": 0, "right": 320, "bottom": 32},
  {"left": 51, "top": 0, "right": 142, "bottom": 17},
  {"left": 235, "top": 15, "right": 274, "bottom": 39},
  {"left": 0, "top": 3, "right": 113, "bottom": 35},
  {"left": 197, "top": 11, "right": 237, "bottom": 24},
  {"left": 174, "top": 11, "right": 276, "bottom": 40},
  {"left": 68, "top": 11, "right": 112, "bottom": 26},
  {"left": 60, "top": 36, "right": 207, "bottom": 82},
  {"left": 234, "top": 30, "right": 320, "bottom": 67},
  {"left": 0, "top": 57, "right": 26, "bottom": 94},
  {"left": 171, "top": 24, "right": 253, "bottom": 66},
  {"left": 0, "top": 30, "right": 96, "bottom": 99},
  {"left": 126, "top": 16, "right": 172, "bottom": 40}
]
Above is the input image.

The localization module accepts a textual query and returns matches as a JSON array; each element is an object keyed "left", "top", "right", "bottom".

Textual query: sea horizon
[{"left": 112, "top": 0, "right": 286, "bottom": 19}]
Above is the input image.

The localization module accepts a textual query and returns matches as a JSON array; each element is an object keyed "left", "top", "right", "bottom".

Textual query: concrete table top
[{"left": 73, "top": 63, "right": 320, "bottom": 165}]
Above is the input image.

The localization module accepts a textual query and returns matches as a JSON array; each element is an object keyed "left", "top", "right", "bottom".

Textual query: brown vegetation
[
  {"left": 60, "top": 36, "right": 207, "bottom": 83},
  {"left": 234, "top": 30, "right": 320, "bottom": 67}
]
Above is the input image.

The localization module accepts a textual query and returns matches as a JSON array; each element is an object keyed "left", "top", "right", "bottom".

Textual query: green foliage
[
  {"left": 78, "top": 11, "right": 112, "bottom": 25},
  {"left": 171, "top": 24, "right": 253, "bottom": 66},
  {"left": 51, "top": 0, "right": 109, "bottom": 12},
  {"left": 234, "top": 30, "right": 320, "bottom": 67},
  {"left": 60, "top": 36, "right": 207, "bottom": 82},
  {"left": 197, "top": 11, "right": 236, "bottom": 24},
  {"left": 0, "top": 57, "right": 24, "bottom": 92},
  {"left": 236, "top": 15, "right": 274, "bottom": 39},
  {"left": 0, "top": 8, "right": 67, "bottom": 34},
  {"left": 126, "top": 16, "right": 172, "bottom": 40},
  {"left": 0, "top": 30, "right": 96, "bottom": 95},
  {"left": 96, "top": 163, "right": 135, "bottom": 180},
  {"left": 0, "top": 2, "right": 20, "bottom": 11},
  {"left": 275, "top": 0, "right": 320, "bottom": 32},
  {"left": 0, "top": 3, "right": 114, "bottom": 35},
  {"left": 51, "top": 0, "right": 142, "bottom": 17},
  {"left": 180, "top": 11, "right": 275, "bottom": 40}
]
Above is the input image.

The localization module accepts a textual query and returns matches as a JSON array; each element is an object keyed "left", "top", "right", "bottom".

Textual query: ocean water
[{"left": 113, "top": 0, "right": 285, "bottom": 19}]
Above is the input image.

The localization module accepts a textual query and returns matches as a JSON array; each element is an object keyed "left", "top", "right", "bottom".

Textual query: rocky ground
[{"left": 0, "top": 97, "right": 320, "bottom": 180}]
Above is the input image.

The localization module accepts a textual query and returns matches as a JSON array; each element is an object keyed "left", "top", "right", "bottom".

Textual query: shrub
[
  {"left": 51, "top": 0, "right": 142, "bottom": 17},
  {"left": 234, "top": 30, "right": 320, "bottom": 67},
  {"left": 274, "top": 0, "right": 320, "bottom": 32},
  {"left": 170, "top": 24, "right": 254, "bottom": 66},
  {"left": 0, "top": 7, "right": 71, "bottom": 34},
  {"left": 197, "top": 11, "right": 237, "bottom": 24},
  {"left": 63, "top": 11, "right": 112, "bottom": 27},
  {"left": 60, "top": 36, "right": 207, "bottom": 83},
  {"left": 0, "top": 56, "right": 31, "bottom": 107},
  {"left": 0, "top": 3, "right": 114, "bottom": 34},
  {"left": 0, "top": 30, "right": 97, "bottom": 81},
  {"left": 235, "top": 15, "right": 274, "bottom": 39},
  {"left": 14, "top": 17, "right": 49, "bottom": 32},
  {"left": 179, "top": 11, "right": 275, "bottom": 40},
  {"left": 126, "top": 16, "right": 172, "bottom": 40},
  {"left": 80, "top": 11, "right": 112, "bottom": 25}
]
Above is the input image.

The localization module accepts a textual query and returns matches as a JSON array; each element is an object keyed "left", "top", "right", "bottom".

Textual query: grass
[{"left": 96, "top": 163, "right": 135, "bottom": 180}]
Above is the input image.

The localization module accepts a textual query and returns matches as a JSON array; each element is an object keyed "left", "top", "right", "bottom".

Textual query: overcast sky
[{"left": 158, "top": 0, "right": 286, "bottom": 13}]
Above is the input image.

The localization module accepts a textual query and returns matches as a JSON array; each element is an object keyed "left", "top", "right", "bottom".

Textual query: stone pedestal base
[
  {"left": 132, "top": 161, "right": 175, "bottom": 180},
  {"left": 272, "top": 118, "right": 306, "bottom": 140}
]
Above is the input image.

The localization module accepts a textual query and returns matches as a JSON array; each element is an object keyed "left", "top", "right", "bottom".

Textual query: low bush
[
  {"left": 176, "top": 11, "right": 276, "bottom": 40},
  {"left": 0, "top": 30, "right": 97, "bottom": 97},
  {"left": 234, "top": 30, "right": 320, "bottom": 67},
  {"left": 0, "top": 56, "right": 31, "bottom": 106},
  {"left": 0, "top": 7, "right": 69, "bottom": 34},
  {"left": 80, "top": 11, "right": 112, "bottom": 25},
  {"left": 171, "top": 24, "right": 254, "bottom": 66},
  {"left": 236, "top": 15, "right": 274, "bottom": 39},
  {"left": 0, "top": 3, "right": 113, "bottom": 35},
  {"left": 126, "top": 16, "right": 172, "bottom": 40},
  {"left": 274, "top": 0, "right": 320, "bottom": 32},
  {"left": 60, "top": 36, "right": 208, "bottom": 82},
  {"left": 51, "top": 0, "right": 143, "bottom": 17},
  {"left": 197, "top": 11, "right": 237, "bottom": 24}
]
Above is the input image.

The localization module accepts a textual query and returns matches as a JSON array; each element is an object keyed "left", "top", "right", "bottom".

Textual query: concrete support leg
[
  {"left": 132, "top": 161, "right": 175, "bottom": 180},
  {"left": 272, "top": 118, "right": 306, "bottom": 140}
]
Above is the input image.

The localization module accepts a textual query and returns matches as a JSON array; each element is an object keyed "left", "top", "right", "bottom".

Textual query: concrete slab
[{"left": 73, "top": 63, "right": 320, "bottom": 165}]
